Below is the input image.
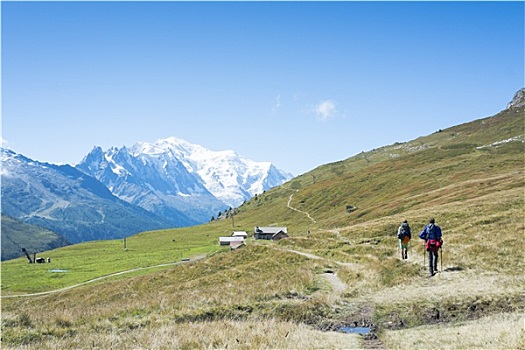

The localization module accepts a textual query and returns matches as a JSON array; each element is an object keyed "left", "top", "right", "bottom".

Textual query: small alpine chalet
[{"left": 254, "top": 226, "right": 288, "bottom": 241}]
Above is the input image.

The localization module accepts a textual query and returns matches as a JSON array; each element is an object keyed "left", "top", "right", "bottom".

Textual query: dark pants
[{"left": 428, "top": 249, "right": 439, "bottom": 275}]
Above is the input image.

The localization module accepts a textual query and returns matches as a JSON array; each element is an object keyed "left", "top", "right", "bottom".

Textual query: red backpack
[{"left": 425, "top": 239, "right": 441, "bottom": 252}]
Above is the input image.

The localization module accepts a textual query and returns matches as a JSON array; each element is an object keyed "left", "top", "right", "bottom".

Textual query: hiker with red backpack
[
  {"left": 419, "top": 217, "right": 443, "bottom": 277},
  {"left": 397, "top": 220, "right": 411, "bottom": 260}
]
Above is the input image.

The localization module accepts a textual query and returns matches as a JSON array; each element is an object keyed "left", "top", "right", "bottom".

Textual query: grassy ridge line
[{"left": 234, "top": 107, "right": 523, "bottom": 234}]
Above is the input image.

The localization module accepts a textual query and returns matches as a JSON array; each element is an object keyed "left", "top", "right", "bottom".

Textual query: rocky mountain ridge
[{"left": 507, "top": 87, "right": 525, "bottom": 109}]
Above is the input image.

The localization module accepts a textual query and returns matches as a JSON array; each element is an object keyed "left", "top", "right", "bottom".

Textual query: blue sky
[{"left": 2, "top": 1, "right": 524, "bottom": 176}]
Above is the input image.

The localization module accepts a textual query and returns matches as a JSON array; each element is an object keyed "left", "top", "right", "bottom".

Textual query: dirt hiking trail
[{"left": 287, "top": 191, "right": 317, "bottom": 224}]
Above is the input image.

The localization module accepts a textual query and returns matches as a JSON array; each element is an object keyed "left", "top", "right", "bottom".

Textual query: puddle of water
[
  {"left": 338, "top": 326, "right": 370, "bottom": 335},
  {"left": 49, "top": 269, "right": 69, "bottom": 273}
]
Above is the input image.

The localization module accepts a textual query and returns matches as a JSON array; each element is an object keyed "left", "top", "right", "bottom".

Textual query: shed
[
  {"left": 230, "top": 241, "right": 246, "bottom": 250},
  {"left": 219, "top": 236, "right": 245, "bottom": 246},
  {"left": 232, "top": 231, "right": 248, "bottom": 238}
]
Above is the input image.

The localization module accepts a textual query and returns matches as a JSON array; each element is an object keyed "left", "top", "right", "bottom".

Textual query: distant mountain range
[
  {"left": 1, "top": 138, "right": 293, "bottom": 245},
  {"left": 76, "top": 137, "right": 293, "bottom": 224},
  {"left": 1, "top": 149, "right": 172, "bottom": 244}
]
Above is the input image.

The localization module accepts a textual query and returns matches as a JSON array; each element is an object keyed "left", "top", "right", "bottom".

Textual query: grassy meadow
[{"left": 1, "top": 106, "right": 524, "bottom": 349}]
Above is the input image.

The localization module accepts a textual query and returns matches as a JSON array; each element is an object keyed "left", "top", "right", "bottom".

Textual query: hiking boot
[{"left": 404, "top": 252, "right": 408, "bottom": 259}]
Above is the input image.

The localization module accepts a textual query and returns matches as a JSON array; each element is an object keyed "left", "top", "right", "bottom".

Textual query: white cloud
[
  {"left": 1, "top": 136, "right": 8, "bottom": 148},
  {"left": 314, "top": 100, "right": 337, "bottom": 121},
  {"left": 272, "top": 95, "right": 282, "bottom": 113}
]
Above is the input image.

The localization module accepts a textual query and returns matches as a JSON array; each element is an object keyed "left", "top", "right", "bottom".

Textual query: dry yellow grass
[
  {"left": 382, "top": 312, "right": 524, "bottom": 350},
  {"left": 1, "top": 317, "right": 362, "bottom": 350},
  {"left": 370, "top": 271, "right": 524, "bottom": 306}
]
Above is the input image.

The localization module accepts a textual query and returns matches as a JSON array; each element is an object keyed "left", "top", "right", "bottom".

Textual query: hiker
[
  {"left": 419, "top": 217, "right": 443, "bottom": 276},
  {"left": 397, "top": 220, "right": 411, "bottom": 259}
]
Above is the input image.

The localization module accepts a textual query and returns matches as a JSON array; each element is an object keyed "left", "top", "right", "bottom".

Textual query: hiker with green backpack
[
  {"left": 397, "top": 220, "right": 411, "bottom": 260},
  {"left": 419, "top": 217, "right": 443, "bottom": 277}
]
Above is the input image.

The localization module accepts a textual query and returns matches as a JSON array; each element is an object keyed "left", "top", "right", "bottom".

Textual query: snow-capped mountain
[
  {"left": 1, "top": 148, "right": 173, "bottom": 243},
  {"left": 132, "top": 137, "right": 293, "bottom": 207},
  {"left": 76, "top": 137, "right": 293, "bottom": 224}
]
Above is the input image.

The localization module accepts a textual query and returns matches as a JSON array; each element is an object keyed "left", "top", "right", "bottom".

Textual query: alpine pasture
[{"left": 1, "top": 105, "right": 524, "bottom": 349}]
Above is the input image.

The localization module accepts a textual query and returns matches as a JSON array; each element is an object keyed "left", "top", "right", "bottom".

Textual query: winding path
[
  {"left": 273, "top": 248, "right": 351, "bottom": 295},
  {"left": 273, "top": 248, "right": 386, "bottom": 350},
  {"left": 287, "top": 191, "right": 317, "bottom": 224}
]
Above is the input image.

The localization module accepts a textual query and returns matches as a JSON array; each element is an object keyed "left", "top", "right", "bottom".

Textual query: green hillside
[
  {"left": 1, "top": 214, "right": 70, "bottom": 261},
  {"left": 1, "top": 104, "right": 523, "bottom": 349}
]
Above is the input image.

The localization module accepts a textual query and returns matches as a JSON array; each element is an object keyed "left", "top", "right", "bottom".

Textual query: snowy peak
[
  {"left": 76, "top": 136, "right": 293, "bottom": 225},
  {"left": 132, "top": 137, "right": 201, "bottom": 159},
  {"left": 127, "top": 137, "right": 293, "bottom": 207}
]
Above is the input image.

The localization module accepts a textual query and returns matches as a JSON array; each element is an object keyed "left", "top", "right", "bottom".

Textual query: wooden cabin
[{"left": 254, "top": 226, "right": 288, "bottom": 241}]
